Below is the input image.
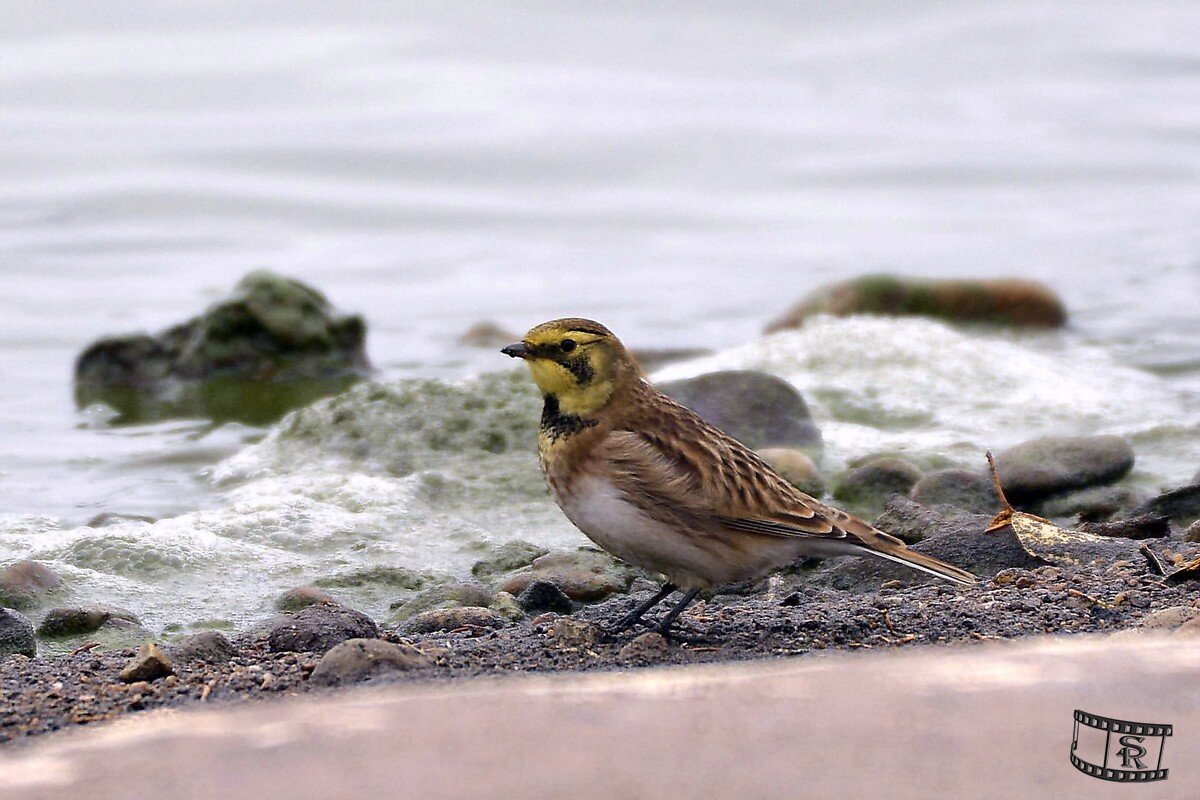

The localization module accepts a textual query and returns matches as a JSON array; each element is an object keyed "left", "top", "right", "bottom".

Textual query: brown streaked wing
[{"left": 598, "top": 391, "right": 854, "bottom": 541}]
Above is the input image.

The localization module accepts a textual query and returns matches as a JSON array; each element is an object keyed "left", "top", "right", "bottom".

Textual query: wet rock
[
  {"left": 471, "top": 541, "right": 550, "bottom": 583},
  {"left": 399, "top": 607, "right": 506, "bottom": 634},
  {"left": 314, "top": 566, "right": 437, "bottom": 592},
  {"left": 74, "top": 271, "right": 370, "bottom": 424},
  {"left": 85, "top": 512, "right": 156, "bottom": 528},
  {"left": 517, "top": 581, "right": 573, "bottom": 615},
  {"left": 37, "top": 606, "right": 141, "bottom": 638},
  {"left": 1036, "top": 486, "right": 1145, "bottom": 522},
  {"left": 274, "top": 586, "right": 336, "bottom": 614},
  {"left": 765, "top": 275, "right": 1067, "bottom": 332},
  {"left": 267, "top": 603, "right": 378, "bottom": 654},
  {"left": 757, "top": 448, "right": 825, "bottom": 497},
  {"left": 910, "top": 469, "right": 999, "bottom": 514},
  {"left": 170, "top": 631, "right": 237, "bottom": 664},
  {"left": 993, "top": 436, "right": 1135, "bottom": 504},
  {"left": 499, "top": 549, "right": 637, "bottom": 602},
  {"left": 310, "top": 638, "right": 431, "bottom": 685},
  {"left": 1077, "top": 515, "right": 1170, "bottom": 540},
  {"left": 658, "top": 370, "right": 822, "bottom": 452},
  {"left": 387, "top": 581, "right": 493, "bottom": 624},
  {"left": 457, "top": 321, "right": 520, "bottom": 349},
  {"left": 118, "top": 643, "right": 173, "bottom": 683},
  {"left": 1128, "top": 484, "right": 1200, "bottom": 526},
  {"left": 1185, "top": 521, "right": 1200, "bottom": 543},
  {"left": 0, "top": 609, "right": 36, "bottom": 659},
  {"left": 833, "top": 456, "right": 923, "bottom": 519},
  {"left": 1140, "top": 606, "right": 1198, "bottom": 631},
  {"left": 487, "top": 591, "right": 525, "bottom": 621},
  {"left": 0, "top": 561, "right": 63, "bottom": 610},
  {"left": 618, "top": 632, "right": 670, "bottom": 662},
  {"left": 821, "top": 497, "right": 1042, "bottom": 589}
]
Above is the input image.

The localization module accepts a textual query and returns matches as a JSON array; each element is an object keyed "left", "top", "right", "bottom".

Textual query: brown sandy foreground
[{"left": 0, "top": 633, "right": 1195, "bottom": 799}]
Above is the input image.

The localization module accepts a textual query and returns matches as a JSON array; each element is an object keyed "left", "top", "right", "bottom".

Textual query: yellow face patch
[{"left": 519, "top": 325, "right": 617, "bottom": 416}]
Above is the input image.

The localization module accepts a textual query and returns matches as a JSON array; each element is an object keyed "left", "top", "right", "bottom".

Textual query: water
[{"left": 1, "top": 2, "right": 1199, "bottom": 632}]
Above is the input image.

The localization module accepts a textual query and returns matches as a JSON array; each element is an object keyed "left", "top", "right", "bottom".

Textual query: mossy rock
[
  {"left": 37, "top": 605, "right": 141, "bottom": 638},
  {"left": 471, "top": 541, "right": 550, "bottom": 583},
  {"left": 73, "top": 271, "right": 370, "bottom": 424},
  {"left": 766, "top": 275, "right": 1067, "bottom": 332},
  {"left": 386, "top": 581, "right": 494, "bottom": 625}
]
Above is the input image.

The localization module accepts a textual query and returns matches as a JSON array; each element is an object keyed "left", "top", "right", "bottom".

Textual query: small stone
[
  {"left": 0, "top": 608, "right": 37, "bottom": 659},
  {"left": 457, "top": 321, "right": 520, "bottom": 349},
  {"left": 267, "top": 603, "right": 378, "bottom": 654},
  {"left": 37, "top": 606, "right": 141, "bottom": 638},
  {"left": 833, "top": 456, "right": 923, "bottom": 520},
  {"left": 757, "top": 448, "right": 825, "bottom": 496},
  {"left": 628, "top": 348, "right": 713, "bottom": 371},
  {"left": 310, "top": 638, "right": 431, "bottom": 685},
  {"left": 314, "top": 565, "right": 436, "bottom": 592},
  {"left": 1185, "top": 520, "right": 1200, "bottom": 543},
  {"left": 910, "top": 469, "right": 1000, "bottom": 514},
  {"left": 1077, "top": 516, "right": 1170, "bottom": 541},
  {"left": 545, "top": 618, "right": 600, "bottom": 649},
  {"left": 1015, "top": 576, "right": 1038, "bottom": 589},
  {"left": 399, "top": 607, "right": 506, "bottom": 635},
  {"left": 0, "top": 561, "right": 64, "bottom": 610},
  {"left": 487, "top": 591, "right": 525, "bottom": 621},
  {"left": 260, "top": 672, "right": 276, "bottom": 690},
  {"left": 618, "top": 632, "right": 670, "bottom": 661},
  {"left": 499, "top": 549, "right": 636, "bottom": 602},
  {"left": 84, "top": 512, "right": 156, "bottom": 528},
  {"left": 388, "top": 581, "right": 493, "bottom": 624},
  {"left": 658, "top": 370, "right": 822, "bottom": 452},
  {"left": 1129, "top": 484, "right": 1200, "bottom": 527},
  {"left": 119, "top": 643, "right": 174, "bottom": 683},
  {"left": 1036, "top": 486, "right": 1145, "bottom": 522},
  {"left": 516, "top": 581, "right": 573, "bottom": 615},
  {"left": 470, "top": 541, "right": 550, "bottom": 582},
  {"left": 274, "top": 586, "right": 335, "bottom": 614},
  {"left": 170, "top": 631, "right": 237, "bottom": 664},
  {"left": 1141, "top": 606, "right": 1199, "bottom": 630},
  {"left": 993, "top": 436, "right": 1135, "bottom": 504}
]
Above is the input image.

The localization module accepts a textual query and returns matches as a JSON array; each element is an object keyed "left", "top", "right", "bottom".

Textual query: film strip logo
[{"left": 1071, "top": 710, "right": 1172, "bottom": 783}]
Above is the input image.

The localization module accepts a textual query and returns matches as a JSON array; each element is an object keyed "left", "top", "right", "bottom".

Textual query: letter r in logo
[{"left": 1117, "top": 736, "right": 1148, "bottom": 770}]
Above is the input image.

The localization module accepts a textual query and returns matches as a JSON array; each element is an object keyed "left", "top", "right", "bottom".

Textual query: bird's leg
[
  {"left": 654, "top": 588, "right": 701, "bottom": 639},
  {"left": 607, "top": 582, "right": 677, "bottom": 635}
]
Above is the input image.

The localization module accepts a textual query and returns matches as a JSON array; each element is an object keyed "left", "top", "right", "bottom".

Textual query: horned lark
[{"left": 503, "top": 318, "right": 975, "bottom": 637}]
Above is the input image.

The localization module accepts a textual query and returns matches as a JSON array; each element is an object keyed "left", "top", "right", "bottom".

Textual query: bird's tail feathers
[{"left": 857, "top": 544, "right": 977, "bottom": 586}]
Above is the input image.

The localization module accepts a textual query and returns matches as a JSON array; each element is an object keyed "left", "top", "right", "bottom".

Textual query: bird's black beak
[{"left": 501, "top": 342, "right": 531, "bottom": 359}]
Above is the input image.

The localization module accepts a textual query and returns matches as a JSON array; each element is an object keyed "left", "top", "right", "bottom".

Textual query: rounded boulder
[{"left": 658, "top": 370, "right": 822, "bottom": 452}]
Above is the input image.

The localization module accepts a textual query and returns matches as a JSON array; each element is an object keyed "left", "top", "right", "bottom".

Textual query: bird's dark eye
[{"left": 559, "top": 338, "right": 577, "bottom": 353}]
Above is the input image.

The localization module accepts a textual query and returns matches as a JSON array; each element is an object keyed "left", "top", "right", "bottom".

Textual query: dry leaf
[
  {"left": 1165, "top": 556, "right": 1200, "bottom": 585},
  {"left": 985, "top": 451, "right": 1112, "bottom": 568}
]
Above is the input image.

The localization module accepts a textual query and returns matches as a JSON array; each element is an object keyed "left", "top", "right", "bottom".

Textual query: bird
[{"left": 502, "top": 317, "right": 976, "bottom": 639}]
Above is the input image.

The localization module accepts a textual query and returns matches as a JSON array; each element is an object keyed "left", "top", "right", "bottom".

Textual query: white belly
[{"left": 555, "top": 474, "right": 813, "bottom": 589}]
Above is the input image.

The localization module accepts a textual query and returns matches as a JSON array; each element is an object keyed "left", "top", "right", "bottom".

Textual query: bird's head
[{"left": 502, "top": 318, "right": 637, "bottom": 417}]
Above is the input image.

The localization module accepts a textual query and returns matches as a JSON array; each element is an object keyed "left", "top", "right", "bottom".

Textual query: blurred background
[{"left": 1, "top": 1, "right": 1198, "bottom": 632}]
